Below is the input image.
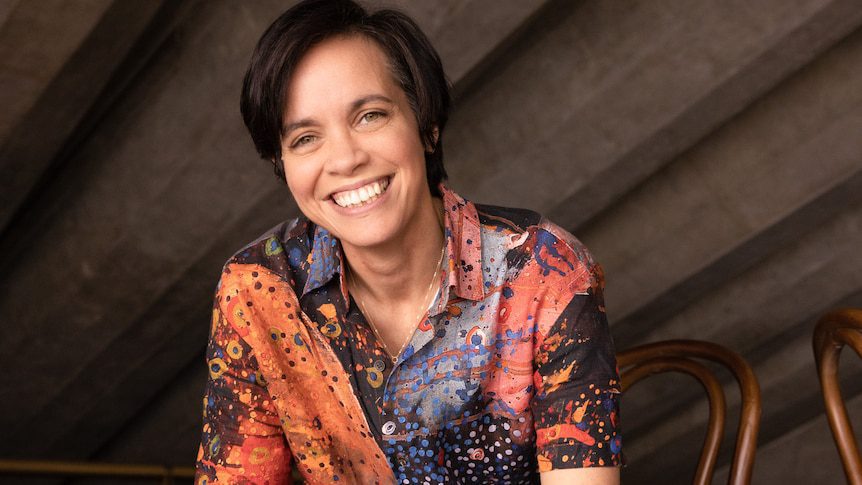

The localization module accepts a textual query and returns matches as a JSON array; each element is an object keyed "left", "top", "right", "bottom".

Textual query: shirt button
[
  {"left": 373, "top": 359, "right": 386, "bottom": 372},
  {"left": 381, "top": 421, "right": 396, "bottom": 435}
]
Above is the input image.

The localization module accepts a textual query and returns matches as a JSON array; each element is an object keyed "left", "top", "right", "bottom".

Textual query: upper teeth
[{"left": 332, "top": 178, "right": 389, "bottom": 208}]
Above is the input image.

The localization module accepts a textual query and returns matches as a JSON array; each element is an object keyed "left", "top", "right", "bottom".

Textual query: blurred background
[{"left": 1, "top": 0, "right": 861, "bottom": 483}]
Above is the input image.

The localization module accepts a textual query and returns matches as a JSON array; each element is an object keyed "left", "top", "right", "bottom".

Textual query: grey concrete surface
[
  {"left": 713, "top": 370, "right": 862, "bottom": 484},
  {"left": 380, "top": 0, "right": 550, "bottom": 88},
  {"left": 444, "top": 0, "right": 862, "bottom": 217},
  {"left": 0, "top": 0, "right": 113, "bottom": 141},
  {"left": 0, "top": 0, "right": 861, "bottom": 482},
  {"left": 0, "top": 0, "right": 166, "bottom": 233},
  {"left": 0, "top": 0, "right": 551, "bottom": 461},
  {"left": 587, "top": 21, "right": 862, "bottom": 331},
  {"left": 621, "top": 197, "right": 862, "bottom": 483}
]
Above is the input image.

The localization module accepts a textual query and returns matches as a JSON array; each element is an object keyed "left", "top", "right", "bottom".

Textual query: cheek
[
  {"left": 385, "top": 127, "right": 428, "bottom": 173},
  {"left": 283, "top": 161, "right": 318, "bottom": 200}
]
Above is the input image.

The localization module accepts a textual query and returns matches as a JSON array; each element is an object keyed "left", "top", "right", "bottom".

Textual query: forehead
[{"left": 284, "top": 35, "right": 401, "bottom": 119}]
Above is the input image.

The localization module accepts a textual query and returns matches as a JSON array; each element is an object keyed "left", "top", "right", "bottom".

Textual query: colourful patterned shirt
[{"left": 195, "top": 185, "right": 622, "bottom": 484}]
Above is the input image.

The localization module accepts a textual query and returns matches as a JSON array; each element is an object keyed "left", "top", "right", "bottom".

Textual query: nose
[{"left": 325, "top": 129, "right": 369, "bottom": 175}]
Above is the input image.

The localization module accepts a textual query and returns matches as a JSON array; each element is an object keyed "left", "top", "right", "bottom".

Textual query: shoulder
[
  {"left": 474, "top": 202, "right": 543, "bottom": 233},
  {"left": 535, "top": 217, "right": 600, "bottom": 276},
  {"left": 476, "top": 203, "right": 600, "bottom": 271},
  {"left": 221, "top": 215, "right": 313, "bottom": 277}
]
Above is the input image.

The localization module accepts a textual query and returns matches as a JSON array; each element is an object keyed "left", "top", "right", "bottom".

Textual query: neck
[{"left": 344, "top": 195, "right": 445, "bottom": 305}]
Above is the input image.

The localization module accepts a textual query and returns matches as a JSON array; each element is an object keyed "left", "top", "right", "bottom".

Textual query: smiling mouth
[{"left": 331, "top": 177, "right": 390, "bottom": 208}]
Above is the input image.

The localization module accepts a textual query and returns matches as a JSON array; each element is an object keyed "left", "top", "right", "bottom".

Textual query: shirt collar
[
  {"left": 300, "top": 225, "right": 346, "bottom": 302},
  {"left": 440, "top": 184, "right": 485, "bottom": 303},
  {"left": 299, "top": 183, "right": 486, "bottom": 304}
]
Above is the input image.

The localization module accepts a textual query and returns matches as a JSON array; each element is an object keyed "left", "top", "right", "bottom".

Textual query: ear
[{"left": 425, "top": 126, "right": 440, "bottom": 153}]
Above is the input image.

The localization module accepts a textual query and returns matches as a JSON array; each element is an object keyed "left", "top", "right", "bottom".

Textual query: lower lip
[{"left": 329, "top": 178, "right": 392, "bottom": 215}]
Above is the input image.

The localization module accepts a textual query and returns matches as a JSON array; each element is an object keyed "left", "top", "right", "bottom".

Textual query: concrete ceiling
[{"left": 1, "top": 0, "right": 861, "bottom": 483}]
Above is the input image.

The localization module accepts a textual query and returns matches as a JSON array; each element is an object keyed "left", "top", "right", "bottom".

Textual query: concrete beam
[
  {"left": 0, "top": 0, "right": 550, "bottom": 458},
  {"left": 620, "top": 201, "right": 862, "bottom": 482},
  {"left": 441, "top": 0, "right": 862, "bottom": 221},
  {"left": 22, "top": 189, "right": 293, "bottom": 459},
  {"left": 549, "top": 0, "right": 862, "bottom": 232},
  {"left": 378, "top": 0, "right": 550, "bottom": 89},
  {"left": 0, "top": 0, "right": 113, "bottom": 141},
  {"left": 0, "top": 0, "right": 167, "bottom": 235},
  {"left": 605, "top": 26, "right": 862, "bottom": 468},
  {"left": 612, "top": 169, "right": 862, "bottom": 350},
  {"left": 583, "top": 22, "right": 862, "bottom": 340},
  {"left": 90, "top": 353, "right": 207, "bottom": 466},
  {"left": 0, "top": 0, "right": 297, "bottom": 456}
]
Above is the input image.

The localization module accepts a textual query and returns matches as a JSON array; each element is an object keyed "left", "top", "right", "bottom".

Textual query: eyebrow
[
  {"left": 351, "top": 94, "right": 394, "bottom": 111},
  {"left": 282, "top": 94, "right": 395, "bottom": 136}
]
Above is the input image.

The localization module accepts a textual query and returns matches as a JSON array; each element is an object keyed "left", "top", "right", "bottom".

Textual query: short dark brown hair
[{"left": 240, "top": 0, "right": 451, "bottom": 196}]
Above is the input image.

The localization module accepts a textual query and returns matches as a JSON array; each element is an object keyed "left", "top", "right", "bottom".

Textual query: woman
[{"left": 196, "top": 1, "right": 622, "bottom": 483}]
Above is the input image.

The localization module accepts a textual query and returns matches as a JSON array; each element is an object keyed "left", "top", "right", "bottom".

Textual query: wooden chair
[
  {"left": 813, "top": 308, "right": 862, "bottom": 485},
  {"left": 618, "top": 340, "right": 761, "bottom": 485}
]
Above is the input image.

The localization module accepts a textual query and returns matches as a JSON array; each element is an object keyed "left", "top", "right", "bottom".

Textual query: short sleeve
[
  {"left": 195, "top": 290, "right": 292, "bottom": 484},
  {"left": 531, "top": 263, "right": 623, "bottom": 471}
]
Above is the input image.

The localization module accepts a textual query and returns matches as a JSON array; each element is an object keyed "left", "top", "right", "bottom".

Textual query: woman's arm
[
  {"left": 195, "top": 291, "right": 292, "bottom": 484},
  {"left": 528, "top": 227, "right": 623, "bottom": 474},
  {"left": 541, "top": 466, "right": 620, "bottom": 485}
]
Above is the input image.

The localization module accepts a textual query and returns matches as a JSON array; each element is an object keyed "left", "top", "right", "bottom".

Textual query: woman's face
[{"left": 280, "top": 35, "right": 432, "bottom": 251}]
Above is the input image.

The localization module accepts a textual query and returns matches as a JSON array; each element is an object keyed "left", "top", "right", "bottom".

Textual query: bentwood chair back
[
  {"left": 618, "top": 340, "right": 761, "bottom": 485},
  {"left": 813, "top": 308, "right": 862, "bottom": 485}
]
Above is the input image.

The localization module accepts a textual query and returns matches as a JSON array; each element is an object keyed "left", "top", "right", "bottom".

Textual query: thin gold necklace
[{"left": 350, "top": 242, "right": 445, "bottom": 363}]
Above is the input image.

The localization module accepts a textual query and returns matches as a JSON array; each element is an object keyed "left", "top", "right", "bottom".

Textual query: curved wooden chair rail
[
  {"left": 617, "top": 340, "right": 761, "bottom": 485},
  {"left": 813, "top": 308, "right": 862, "bottom": 485}
]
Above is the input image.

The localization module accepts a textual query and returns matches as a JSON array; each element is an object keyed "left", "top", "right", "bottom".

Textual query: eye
[
  {"left": 291, "top": 134, "right": 317, "bottom": 148},
  {"left": 359, "top": 111, "right": 386, "bottom": 125}
]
